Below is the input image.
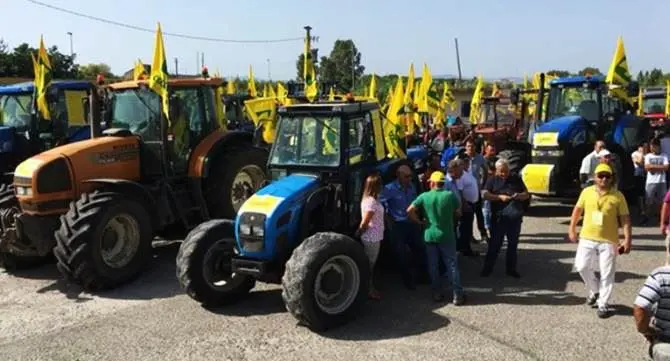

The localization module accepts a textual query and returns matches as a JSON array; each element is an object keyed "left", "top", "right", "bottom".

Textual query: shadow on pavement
[
  {"left": 34, "top": 241, "right": 183, "bottom": 301},
  {"left": 205, "top": 288, "right": 286, "bottom": 316},
  {"left": 456, "top": 248, "right": 646, "bottom": 307},
  {"left": 526, "top": 204, "right": 573, "bottom": 218}
]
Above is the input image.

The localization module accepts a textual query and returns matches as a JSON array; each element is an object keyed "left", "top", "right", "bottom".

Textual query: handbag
[{"left": 500, "top": 200, "right": 524, "bottom": 220}]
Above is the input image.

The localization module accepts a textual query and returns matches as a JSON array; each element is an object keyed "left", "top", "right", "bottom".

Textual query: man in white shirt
[
  {"left": 645, "top": 138, "right": 669, "bottom": 219},
  {"left": 447, "top": 152, "right": 480, "bottom": 257},
  {"left": 579, "top": 140, "right": 610, "bottom": 187}
]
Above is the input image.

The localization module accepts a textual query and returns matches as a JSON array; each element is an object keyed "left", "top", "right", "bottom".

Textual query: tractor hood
[
  {"left": 14, "top": 135, "right": 142, "bottom": 182},
  {"left": 535, "top": 115, "right": 585, "bottom": 142},
  {"left": 0, "top": 126, "right": 14, "bottom": 153},
  {"left": 237, "top": 174, "right": 320, "bottom": 218},
  {"left": 235, "top": 173, "right": 320, "bottom": 258}
]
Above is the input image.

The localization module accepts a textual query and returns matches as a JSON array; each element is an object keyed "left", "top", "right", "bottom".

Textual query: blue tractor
[
  {"left": 0, "top": 80, "right": 97, "bottom": 184},
  {"left": 519, "top": 74, "right": 643, "bottom": 199},
  {"left": 176, "top": 99, "right": 428, "bottom": 331}
]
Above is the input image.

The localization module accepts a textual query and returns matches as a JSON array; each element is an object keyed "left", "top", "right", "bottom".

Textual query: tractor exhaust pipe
[{"left": 536, "top": 73, "right": 546, "bottom": 122}]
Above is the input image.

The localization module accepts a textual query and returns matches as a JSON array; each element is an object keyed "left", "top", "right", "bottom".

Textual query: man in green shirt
[{"left": 407, "top": 171, "right": 466, "bottom": 304}]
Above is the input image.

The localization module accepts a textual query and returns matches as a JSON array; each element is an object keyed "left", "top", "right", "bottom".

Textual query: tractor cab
[
  {"left": 521, "top": 75, "right": 642, "bottom": 197},
  {"left": 0, "top": 80, "right": 96, "bottom": 182},
  {"left": 176, "top": 99, "right": 426, "bottom": 331},
  {"left": 640, "top": 87, "right": 667, "bottom": 128}
]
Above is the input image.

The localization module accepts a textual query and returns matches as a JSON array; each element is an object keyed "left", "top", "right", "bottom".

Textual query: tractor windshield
[
  {"left": 642, "top": 96, "right": 666, "bottom": 115},
  {"left": 481, "top": 103, "right": 515, "bottom": 124},
  {"left": 269, "top": 115, "right": 341, "bottom": 167},
  {"left": 109, "top": 88, "right": 161, "bottom": 137},
  {"left": 546, "top": 86, "right": 600, "bottom": 121},
  {"left": 0, "top": 93, "right": 32, "bottom": 130}
]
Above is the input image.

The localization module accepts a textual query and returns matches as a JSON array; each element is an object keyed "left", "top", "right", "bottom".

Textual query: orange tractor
[{"left": 0, "top": 77, "right": 268, "bottom": 290}]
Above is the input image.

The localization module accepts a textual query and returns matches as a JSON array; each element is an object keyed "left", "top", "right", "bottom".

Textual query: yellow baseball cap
[
  {"left": 594, "top": 163, "right": 613, "bottom": 175},
  {"left": 429, "top": 171, "right": 446, "bottom": 183}
]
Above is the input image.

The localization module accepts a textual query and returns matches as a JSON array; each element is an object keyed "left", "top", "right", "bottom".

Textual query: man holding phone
[{"left": 569, "top": 163, "right": 632, "bottom": 319}]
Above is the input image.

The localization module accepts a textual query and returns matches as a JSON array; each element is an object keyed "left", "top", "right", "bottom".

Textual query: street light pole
[{"left": 66, "top": 32, "right": 73, "bottom": 58}]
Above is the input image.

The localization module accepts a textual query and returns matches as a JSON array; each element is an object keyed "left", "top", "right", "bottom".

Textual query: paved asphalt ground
[{"left": 0, "top": 199, "right": 664, "bottom": 361}]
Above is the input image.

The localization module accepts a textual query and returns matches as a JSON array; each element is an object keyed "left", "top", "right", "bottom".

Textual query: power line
[{"left": 25, "top": 0, "right": 304, "bottom": 44}]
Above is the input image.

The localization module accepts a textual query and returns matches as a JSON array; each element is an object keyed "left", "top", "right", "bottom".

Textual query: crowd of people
[{"left": 354, "top": 127, "right": 670, "bottom": 360}]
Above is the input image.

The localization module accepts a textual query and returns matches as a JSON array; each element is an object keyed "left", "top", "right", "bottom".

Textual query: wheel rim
[
  {"left": 202, "top": 240, "right": 243, "bottom": 290},
  {"left": 99, "top": 214, "right": 141, "bottom": 269},
  {"left": 231, "top": 165, "right": 265, "bottom": 212},
  {"left": 313, "top": 255, "right": 360, "bottom": 315}
]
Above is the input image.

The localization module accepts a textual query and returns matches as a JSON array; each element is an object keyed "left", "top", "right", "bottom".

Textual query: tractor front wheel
[
  {"left": 176, "top": 219, "right": 256, "bottom": 306},
  {"left": 282, "top": 232, "right": 369, "bottom": 332},
  {"left": 0, "top": 184, "right": 51, "bottom": 270},
  {"left": 53, "top": 190, "right": 153, "bottom": 291}
]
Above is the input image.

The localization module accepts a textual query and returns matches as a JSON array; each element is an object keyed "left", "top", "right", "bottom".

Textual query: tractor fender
[
  {"left": 81, "top": 179, "right": 161, "bottom": 229},
  {"left": 298, "top": 186, "right": 330, "bottom": 242},
  {"left": 187, "top": 130, "right": 257, "bottom": 179}
]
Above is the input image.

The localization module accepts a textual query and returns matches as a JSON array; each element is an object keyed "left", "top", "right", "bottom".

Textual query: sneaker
[
  {"left": 586, "top": 293, "right": 599, "bottom": 307},
  {"left": 597, "top": 305, "right": 614, "bottom": 319},
  {"left": 453, "top": 293, "right": 466, "bottom": 306}
]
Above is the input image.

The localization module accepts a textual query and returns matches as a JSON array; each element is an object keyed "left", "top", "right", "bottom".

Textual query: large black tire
[
  {"left": 497, "top": 149, "right": 528, "bottom": 175},
  {"left": 0, "top": 184, "right": 52, "bottom": 270},
  {"left": 176, "top": 219, "right": 256, "bottom": 306},
  {"left": 53, "top": 190, "right": 154, "bottom": 291},
  {"left": 206, "top": 146, "right": 268, "bottom": 219},
  {"left": 282, "top": 232, "right": 370, "bottom": 332}
]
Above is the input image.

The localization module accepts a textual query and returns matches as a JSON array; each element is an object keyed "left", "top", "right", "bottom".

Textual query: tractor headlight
[
  {"left": 239, "top": 223, "right": 252, "bottom": 235},
  {"left": 15, "top": 186, "right": 32, "bottom": 197},
  {"left": 251, "top": 226, "right": 264, "bottom": 237}
]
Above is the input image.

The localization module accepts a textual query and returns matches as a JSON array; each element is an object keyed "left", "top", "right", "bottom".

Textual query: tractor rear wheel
[
  {"left": 176, "top": 219, "right": 256, "bottom": 306},
  {"left": 206, "top": 146, "right": 268, "bottom": 219},
  {"left": 53, "top": 190, "right": 153, "bottom": 291},
  {"left": 282, "top": 232, "right": 369, "bottom": 332},
  {"left": 497, "top": 149, "right": 528, "bottom": 175},
  {"left": 0, "top": 184, "right": 51, "bottom": 270}
]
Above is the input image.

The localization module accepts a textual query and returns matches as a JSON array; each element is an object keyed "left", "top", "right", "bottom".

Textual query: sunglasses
[{"left": 596, "top": 173, "right": 611, "bottom": 179}]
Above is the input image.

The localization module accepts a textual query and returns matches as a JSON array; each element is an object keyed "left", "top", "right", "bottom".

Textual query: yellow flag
[
  {"left": 226, "top": 79, "right": 237, "bottom": 95},
  {"left": 328, "top": 86, "right": 335, "bottom": 101},
  {"left": 35, "top": 35, "right": 52, "bottom": 120},
  {"left": 133, "top": 59, "right": 146, "bottom": 81},
  {"left": 637, "top": 88, "right": 644, "bottom": 116},
  {"left": 268, "top": 84, "right": 277, "bottom": 99},
  {"left": 248, "top": 65, "right": 257, "bottom": 97},
  {"left": 404, "top": 63, "right": 415, "bottom": 106},
  {"left": 418, "top": 63, "right": 432, "bottom": 112},
  {"left": 384, "top": 76, "right": 406, "bottom": 158},
  {"left": 469, "top": 76, "right": 484, "bottom": 124},
  {"left": 303, "top": 32, "right": 318, "bottom": 102},
  {"left": 368, "top": 74, "right": 377, "bottom": 100},
  {"left": 262, "top": 83, "right": 268, "bottom": 98},
  {"left": 665, "top": 81, "right": 670, "bottom": 116},
  {"left": 244, "top": 98, "right": 277, "bottom": 143},
  {"left": 606, "top": 36, "right": 633, "bottom": 104},
  {"left": 491, "top": 82, "right": 499, "bottom": 97},
  {"left": 149, "top": 23, "right": 169, "bottom": 123},
  {"left": 215, "top": 85, "right": 226, "bottom": 129},
  {"left": 276, "top": 82, "right": 288, "bottom": 104}
]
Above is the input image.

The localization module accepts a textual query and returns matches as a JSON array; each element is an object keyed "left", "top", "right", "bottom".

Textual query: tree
[
  {"left": 646, "top": 68, "right": 664, "bottom": 86},
  {"left": 323, "top": 40, "right": 365, "bottom": 91},
  {"left": 578, "top": 67, "right": 602, "bottom": 76},
  {"left": 79, "top": 63, "right": 114, "bottom": 80},
  {"left": 547, "top": 70, "right": 570, "bottom": 78},
  {"left": 295, "top": 50, "right": 319, "bottom": 81},
  {"left": 0, "top": 42, "right": 78, "bottom": 78}
]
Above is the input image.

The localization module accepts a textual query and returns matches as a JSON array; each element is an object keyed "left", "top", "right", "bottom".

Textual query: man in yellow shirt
[{"left": 569, "top": 163, "right": 632, "bottom": 318}]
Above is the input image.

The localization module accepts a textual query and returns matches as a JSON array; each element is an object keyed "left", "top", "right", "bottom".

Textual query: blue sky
[{"left": 3, "top": 0, "right": 669, "bottom": 80}]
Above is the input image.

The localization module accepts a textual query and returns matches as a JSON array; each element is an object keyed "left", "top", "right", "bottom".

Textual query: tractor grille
[{"left": 240, "top": 235, "right": 264, "bottom": 252}]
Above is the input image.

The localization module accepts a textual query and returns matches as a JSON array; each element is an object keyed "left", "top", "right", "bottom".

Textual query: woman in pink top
[{"left": 356, "top": 173, "right": 385, "bottom": 300}]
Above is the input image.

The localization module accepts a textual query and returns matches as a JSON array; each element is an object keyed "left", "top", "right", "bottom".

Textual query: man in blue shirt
[{"left": 381, "top": 164, "right": 426, "bottom": 289}]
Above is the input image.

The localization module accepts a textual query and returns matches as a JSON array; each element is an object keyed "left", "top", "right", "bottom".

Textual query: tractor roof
[
  {"left": 278, "top": 100, "right": 379, "bottom": 115},
  {"left": 107, "top": 77, "right": 224, "bottom": 90},
  {"left": 550, "top": 75, "right": 605, "bottom": 86},
  {"left": 643, "top": 87, "right": 666, "bottom": 97},
  {"left": 0, "top": 80, "right": 94, "bottom": 94}
]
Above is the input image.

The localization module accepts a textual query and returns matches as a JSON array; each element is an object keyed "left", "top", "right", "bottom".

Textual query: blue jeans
[
  {"left": 457, "top": 207, "right": 475, "bottom": 253},
  {"left": 483, "top": 217, "right": 522, "bottom": 272},
  {"left": 426, "top": 241, "right": 463, "bottom": 295},
  {"left": 482, "top": 200, "right": 492, "bottom": 230},
  {"left": 390, "top": 220, "right": 426, "bottom": 283}
]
